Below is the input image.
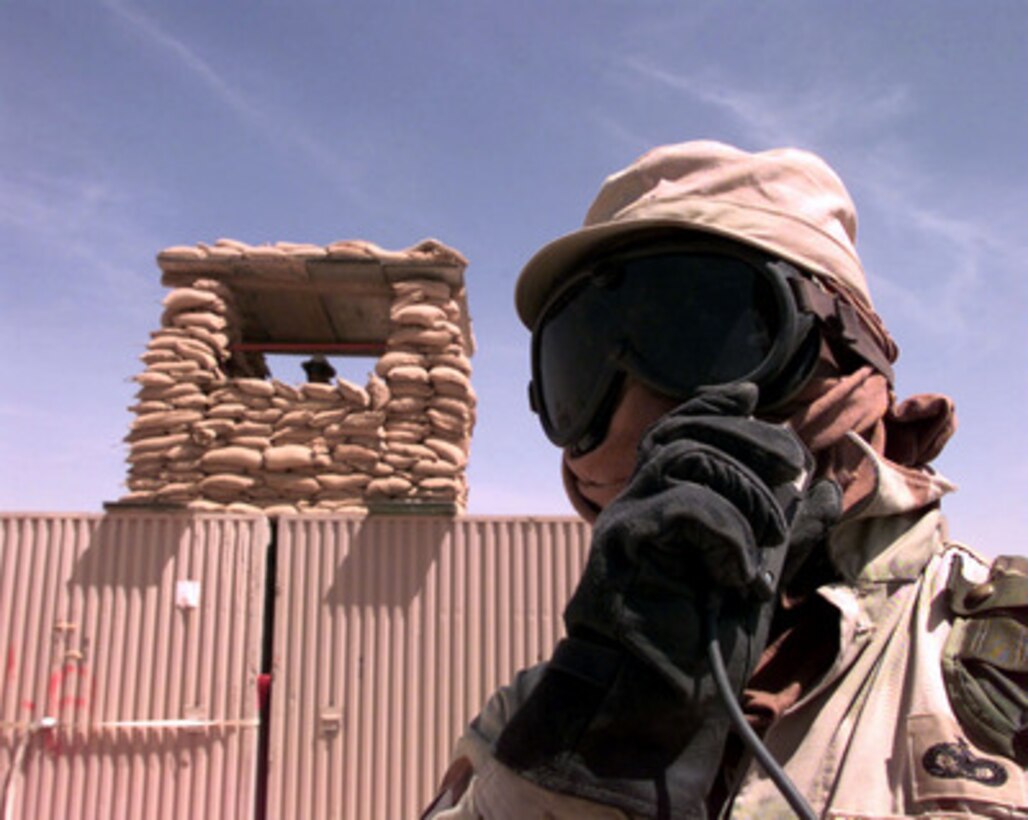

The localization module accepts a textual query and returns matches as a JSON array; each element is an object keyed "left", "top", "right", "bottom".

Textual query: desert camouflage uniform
[{"left": 425, "top": 437, "right": 1026, "bottom": 819}]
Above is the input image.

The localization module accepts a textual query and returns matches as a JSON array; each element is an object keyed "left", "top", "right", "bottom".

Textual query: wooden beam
[{"left": 230, "top": 342, "right": 386, "bottom": 355}]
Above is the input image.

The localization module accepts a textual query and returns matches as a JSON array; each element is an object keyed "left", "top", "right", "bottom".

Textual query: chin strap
[{"left": 789, "top": 277, "right": 896, "bottom": 385}]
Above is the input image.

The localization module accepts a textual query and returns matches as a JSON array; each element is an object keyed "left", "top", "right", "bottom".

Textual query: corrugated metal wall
[
  {"left": 1, "top": 513, "right": 590, "bottom": 819},
  {"left": 265, "top": 516, "right": 591, "bottom": 820},
  {"left": 0, "top": 513, "right": 269, "bottom": 820}
]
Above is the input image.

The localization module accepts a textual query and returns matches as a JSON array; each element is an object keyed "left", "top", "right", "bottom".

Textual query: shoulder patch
[
  {"left": 942, "top": 554, "right": 1028, "bottom": 766},
  {"left": 907, "top": 713, "right": 1026, "bottom": 809}
]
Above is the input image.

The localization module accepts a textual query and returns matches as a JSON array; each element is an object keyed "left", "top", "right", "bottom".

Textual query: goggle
[{"left": 528, "top": 239, "right": 820, "bottom": 453}]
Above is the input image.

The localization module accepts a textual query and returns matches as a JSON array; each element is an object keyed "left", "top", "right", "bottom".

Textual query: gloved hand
[{"left": 494, "top": 384, "right": 840, "bottom": 819}]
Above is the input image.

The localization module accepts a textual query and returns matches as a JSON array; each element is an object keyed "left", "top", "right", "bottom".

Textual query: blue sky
[{"left": 1, "top": 1, "right": 1024, "bottom": 555}]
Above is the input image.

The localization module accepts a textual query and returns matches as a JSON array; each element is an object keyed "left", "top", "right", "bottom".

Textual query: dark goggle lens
[
  {"left": 534, "top": 252, "right": 781, "bottom": 446},
  {"left": 536, "top": 277, "right": 621, "bottom": 438}
]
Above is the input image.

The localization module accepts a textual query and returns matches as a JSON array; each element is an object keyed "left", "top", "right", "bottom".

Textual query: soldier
[
  {"left": 425, "top": 141, "right": 1026, "bottom": 818},
  {"left": 301, "top": 353, "right": 337, "bottom": 384}
]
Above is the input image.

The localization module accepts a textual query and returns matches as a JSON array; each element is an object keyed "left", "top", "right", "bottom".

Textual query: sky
[{"left": 1, "top": 1, "right": 1024, "bottom": 556}]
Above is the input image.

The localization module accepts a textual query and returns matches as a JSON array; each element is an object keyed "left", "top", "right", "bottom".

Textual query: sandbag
[
  {"left": 428, "top": 396, "right": 474, "bottom": 420},
  {"left": 170, "top": 393, "right": 210, "bottom": 410},
  {"left": 134, "top": 371, "right": 176, "bottom": 388},
  {"left": 164, "top": 382, "right": 206, "bottom": 399},
  {"left": 279, "top": 409, "right": 314, "bottom": 426},
  {"left": 246, "top": 408, "right": 283, "bottom": 425},
  {"left": 140, "top": 349, "right": 177, "bottom": 365},
  {"left": 392, "top": 304, "right": 448, "bottom": 327},
  {"left": 388, "top": 442, "right": 437, "bottom": 460},
  {"left": 388, "top": 397, "right": 427, "bottom": 415},
  {"left": 130, "top": 401, "right": 171, "bottom": 415},
  {"left": 236, "top": 396, "right": 273, "bottom": 411},
  {"left": 412, "top": 460, "right": 461, "bottom": 477},
  {"left": 226, "top": 501, "right": 264, "bottom": 515},
  {"left": 317, "top": 473, "right": 371, "bottom": 492},
  {"left": 208, "top": 403, "right": 249, "bottom": 419},
  {"left": 173, "top": 341, "right": 219, "bottom": 370},
  {"left": 385, "top": 423, "right": 430, "bottom": 440},
  {"left": 129, "top": 432, "right": 191, "bottom": 455},
  {"left": 235, "top": 378, "right": 276, "bottom": 398},
  {"left": 302, "top": 383, "right": 339, "bottom": 401},
  {"left": 199, "top": 473, "right": 256, "bottom": 494},
  {"left": 126, "top": 450, "right": 167, "bottom": 468},
  {"left": 332, "top": 444, "right": 380, "bottom": 467},
  {"left": 233, "top": 421, "right": 274, "bottom": 438},
  {"left": 418, "top": 476, "right": 461, "bottom": 494},
  {"left": 387, "top": 382, "right": 433, "bottom": 399},
  {"left": 375, "top": 351, "right": 425, "bottom": 377},
  {"left": 336, "top": 378, "right": 370, "bottom": 407},
  {"left": 191, "top": 277, "right": 235, "bottom": 297},
  {"left": 162, "top": 287, "right": 225, "bottom": 314},
  {"left": 367, "top": 373, "right": 391, "bottom": 409},
  {"left": 192, "top": 418, "right": 235, "bottom": 438},
  {"left": 366, "top": 476, "right": 413, "bottom": 496},
  {"left": 263, "top": 474, "right": 321, "bottom": 496},
  {"left": 439, "top": 299, "right": 463, "bottom": 323},
  {"left": 272, "top": 380, "right": 303, "bottom": 401},
  {"left": 264, "top": 444, "right": 314, "bottom": 471},
  {"left": 148, "top": 329, "right": 190, "bottom": 348},
  {"left": 271, "top": 428, "right": 315, "bottom": 446},
  {"left": 201, "top": 446, "right": 264, "bottom": 472},
  {"left": 340, "top": 410, "right": 385, "bottom": 428},
  {"left": 386, "top": 365, "right": 430, "bottom": 384},
  {"left": 170, "top": 311, "right": 228, "bottom": 332},
  {"left": 165, "top": 443, "right": 205, "bottom": 462},
  {"left": 391, "top": 279, "right": 451, "bottom": 302},
  {"left": 311, "top": 409, "right": 348, "bottom": 428},
  {"left": 426, "top": 409, "right": 466, "bottom": 436},
  {"left": 229, "top": 435, "right": 271, "bottom": 451},
  {"left": 131, "top": 408, "right": 203, "bottom": 432},
  {"left": 264, "top": 504, "right": 300, "bottom": 516},
  {"left": 187, "top": 499, "right": 228, "bottom": 512},
  {"left": 430, "top": 366, "right": 472, "bottom": 397},
  {"left": 388, "top": 327, "right": 454, "bottom": 349},
  {"left": 155, "top": 482, "right": 197, "bottom": 500},
  {"left": 427, "top": 352, "right": 472, "bottom": 376},
  {"left": 181, "top": 326, "right": 230, "bottom": 352},
  {"left": 148, "top": 361, "right": 201, "bottom": 377},
  {"left": 424, "top": 437, "right": 467, "bottom": 466},
  {"left": 384, "top": 453, "right": 417, "bottom": 470}
]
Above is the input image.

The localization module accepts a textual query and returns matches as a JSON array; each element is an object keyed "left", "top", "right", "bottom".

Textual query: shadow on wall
[
  {"left": 322, "top": 517, "right": 452, "bottom": 608},
  {"left": 68, "top": 512, "right": 192, "bottom": 589}
]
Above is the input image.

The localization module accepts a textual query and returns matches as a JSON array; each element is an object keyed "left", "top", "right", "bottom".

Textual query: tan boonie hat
[{"left": 515, "top": 140, "right": 876, "bottom": 330}]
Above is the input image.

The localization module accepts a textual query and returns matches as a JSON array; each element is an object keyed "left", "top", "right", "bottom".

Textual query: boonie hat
[{"left": 516, "top": 141, "right": 875, "bottom": 330}]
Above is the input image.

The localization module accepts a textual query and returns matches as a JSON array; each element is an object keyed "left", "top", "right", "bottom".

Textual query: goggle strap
[{"left": 789, "top": 276, "right": 896, "bottom": 384}]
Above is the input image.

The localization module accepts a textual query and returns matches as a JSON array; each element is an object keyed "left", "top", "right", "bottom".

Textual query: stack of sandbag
[
  {"left": 122, "top": 264, "right": 475, "bottom": 513},
  {"left": 372, "top": 278, "right": 476, "bottom": 507},
  {"left": 123, "top": 279, "right": 239, "bottom": 506},
  {"left": 125, "top": 372, "right": 391, "bottom": 514},
  {"left": 249, "top": 378, "right": 384, "bottom": 514}
]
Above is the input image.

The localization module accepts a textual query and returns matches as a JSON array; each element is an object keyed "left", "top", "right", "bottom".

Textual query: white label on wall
[{"left": 175, "top": 580, "right": 201, "bottom": 609}]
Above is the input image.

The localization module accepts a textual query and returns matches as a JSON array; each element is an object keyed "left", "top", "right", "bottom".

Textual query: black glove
[{"left": 494, "top": 384, "right": 839, "bottom": 819}]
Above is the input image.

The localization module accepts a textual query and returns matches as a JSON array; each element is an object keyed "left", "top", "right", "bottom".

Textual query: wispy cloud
[
  {"left": 0, "top": 168, "right": 158, "bottom": 318},
  {"left": 613, "top": 58, "right": 1024, "bottom": 343},
  {"left": 589, "top": 110, "right": 656, "bottom": 157},
  {"left": 621, "top": 57, "right": 911, "bottom": 149},
  {"left": 101, "top": 0, "right": 361, "bottom": 198}
]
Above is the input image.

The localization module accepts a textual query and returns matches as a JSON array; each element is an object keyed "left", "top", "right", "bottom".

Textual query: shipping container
[{"left": 1, "top": 512, "right": 589, "bottom": 819}]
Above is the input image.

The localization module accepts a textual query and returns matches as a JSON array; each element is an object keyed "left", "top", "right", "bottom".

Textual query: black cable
[{"left": 704, "top": 594, "right": 818, "bottom": 820}]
